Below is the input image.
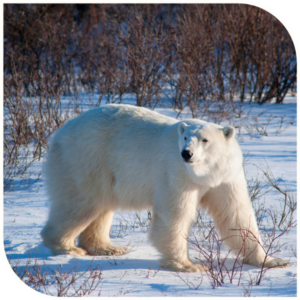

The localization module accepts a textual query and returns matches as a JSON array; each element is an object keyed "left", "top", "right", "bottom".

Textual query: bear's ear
[
  {"left": 178, "top": 122, "right": 188, "bottom": 135},
  {"left": 222, "top": 126, "right": 235, "bottom": 139}
]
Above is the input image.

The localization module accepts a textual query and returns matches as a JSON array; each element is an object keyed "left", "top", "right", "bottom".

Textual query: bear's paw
[
  {"left": 86, "top": 245, "right": 131, "bottom": 256},
  {"left": 52, "top": 246, "right": 87, "bottom": 257},
  {"left": 263, "top": 257, "right": 289, "bottom": 268},
  {"left": 163, "top": 260, "right": 209, "bottom": 273}
]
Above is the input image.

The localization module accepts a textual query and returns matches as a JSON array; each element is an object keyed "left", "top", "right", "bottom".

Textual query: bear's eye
[
  {"left": 184, "top": 137, "right": 187, "bottom": 141},
  {"left": 202, "top": 139, "right": 208, "bottom": 143}
]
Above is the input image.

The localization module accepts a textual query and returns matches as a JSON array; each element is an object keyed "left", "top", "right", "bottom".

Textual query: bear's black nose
[{"left": 181, "top": 150, "right": 193, "bottom": 161}]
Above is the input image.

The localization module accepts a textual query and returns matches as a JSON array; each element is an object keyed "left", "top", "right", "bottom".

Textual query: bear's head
[{"left": 177, "top": 122, "right": 243, "bottom": 187}]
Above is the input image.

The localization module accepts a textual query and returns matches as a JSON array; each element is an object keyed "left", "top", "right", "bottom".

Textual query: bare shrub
[
  {"left": 115, "top": 210, "right": 152, "bottom": 234},
  {"left": 189, "top": 210, "right": 294, "bottom": 289},
  {"left": 258, "top": 162, "right": 297, "bottom": 231},
  {"left": 117, "top": 5, "right": 175, "bottom": 108},
  {"left": 4, "top": 62, "right": 73, "bottom": 191},
  {"left": 189, "top": 228, "right": 246, "bottom": 289},
  {"left": 10, "top": 258, "right": 104, "bottom": 296},
  {"left": 174, "top": 271, "right": 204, "bottom": 290}
]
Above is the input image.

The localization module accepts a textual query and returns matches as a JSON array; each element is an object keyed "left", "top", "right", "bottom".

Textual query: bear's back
[{"left": 97, "top": 104, "right": 177, "bottom": 127}]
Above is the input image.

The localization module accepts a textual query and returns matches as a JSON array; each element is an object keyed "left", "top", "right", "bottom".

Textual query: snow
[{"left": 2, "top": 95, "right": 297, "bottom": 297}]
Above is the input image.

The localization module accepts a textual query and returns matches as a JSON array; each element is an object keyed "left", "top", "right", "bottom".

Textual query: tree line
[{"left": 5, "top": 4, "right": 296, "bottom": 108}]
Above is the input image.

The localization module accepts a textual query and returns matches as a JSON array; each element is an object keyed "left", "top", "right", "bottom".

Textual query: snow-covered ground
[{"left": 2, "top": 95, "right": 297, "bottom": 297}]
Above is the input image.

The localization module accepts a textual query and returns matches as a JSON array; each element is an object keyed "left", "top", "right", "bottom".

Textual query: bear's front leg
[
  {"left": 149, "top": 188, "right": 208, "bottom": 273},
  {"left": 200, "top": 171, "right": 289, "bottom": 269}
]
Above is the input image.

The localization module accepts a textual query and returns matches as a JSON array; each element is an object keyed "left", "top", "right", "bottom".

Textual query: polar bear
[{"left": 41, "top": 104, "right": 288, "bottom": 272}]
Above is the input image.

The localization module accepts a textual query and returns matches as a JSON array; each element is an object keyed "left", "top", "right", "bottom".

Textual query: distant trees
[{"left": 4, "top": 4, "right": 296, "bottom": 108}]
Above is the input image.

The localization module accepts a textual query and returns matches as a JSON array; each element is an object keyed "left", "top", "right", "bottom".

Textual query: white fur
[{"left": 41, "top": 104, "right": 288, "bottom": 271}]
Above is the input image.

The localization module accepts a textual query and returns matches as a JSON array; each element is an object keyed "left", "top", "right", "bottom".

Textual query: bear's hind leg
[
  {"left": 41, "top": 205, "right": 99, "bottom": 256},
  {"left": 78, "top": 210, "right": 130, "bottom": 256},
  {"left": 42, "top": 227, "right": 87, "bottom": 257}
]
